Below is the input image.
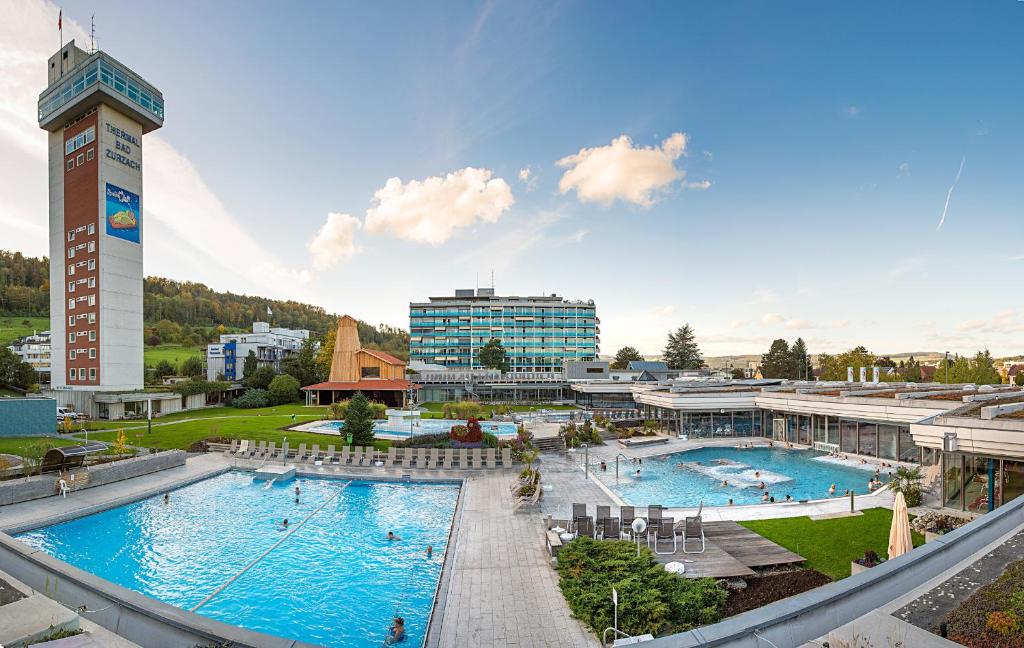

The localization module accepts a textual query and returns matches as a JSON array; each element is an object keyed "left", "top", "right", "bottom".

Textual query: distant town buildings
[
  {"left": 409, "top": 288, "right": 599, "bottom": 373},
  {"left": 6, "top": 330, "right": 51, "bottom": 383},
  {"left": 206, "top": 322, "right": 312, "bottom": 381}
]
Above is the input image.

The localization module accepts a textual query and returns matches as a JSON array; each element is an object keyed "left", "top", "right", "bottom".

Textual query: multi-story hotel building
[
  {"left": 38, "top": 40, "right": 163, "bottom": 394},
  {"left": 206, "top": 322, "right": 313, "bottom": 382},
  {"left": 408, "top": 288, "right": 599, "bottom": 373}
]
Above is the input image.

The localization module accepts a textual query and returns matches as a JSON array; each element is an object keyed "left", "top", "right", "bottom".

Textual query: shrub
[
  {"left": 371, "top": 402, "right": 387, "bottom": 419},
  {"left": 267, "top": 374, "right": 300, "bottom": 405},
  {"left": 947, "top": 560, "right": 1024, "bottom": 645},
  {"left": 234, "top": 388, "right": 269, "bottom": 409},
  {"left": 329, "top": 400, "right": 349, "bottom": 420},
  {"left": 556, "top": 537, "right": 725, "bottom": 637},
  {"left": 393, "top": 433, "right": 450, "bottom": 448},
  {"left": 442, "top": 401, "right": 484, "bottom": 420},
  {"left": 245, "top": 366, "right": 276, "bottom": 390},
  {"left": 888, "top": 465, "right": 924, "bottom": 507},
  {"left": 854, "top": 550, "right": 883, "bottom": 568}
]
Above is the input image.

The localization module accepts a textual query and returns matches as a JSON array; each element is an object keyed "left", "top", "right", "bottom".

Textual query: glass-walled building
[{"left": 409, "top": 288, "right": 598, "bottom": 373}]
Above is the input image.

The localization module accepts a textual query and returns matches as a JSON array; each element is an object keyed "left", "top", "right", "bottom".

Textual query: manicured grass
[
  {"left": 77, "top": 403, "right": 389, "bottom": 451},
  {"left": 739, "top": 508, "right": 925, "bottom": 580},
  {"left": 0, "top": 436, "right": 79, "bottom": 458},
  {"left": 0, "top": 316, "right": 49, "bottom": 346},
  {"left": 143, "top": 344, "right": 204, "bottom": 369}
]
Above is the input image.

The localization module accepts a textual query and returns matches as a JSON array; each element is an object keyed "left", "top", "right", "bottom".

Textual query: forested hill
[{"left": 0, "top": 250, "right": 408, "bottom": 358}]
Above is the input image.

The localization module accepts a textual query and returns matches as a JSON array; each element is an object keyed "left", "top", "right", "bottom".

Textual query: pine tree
[
  {"left": 663, "top": 324, "right": 703, "bottom": 369},
  {"left": 790, "top": 338, "right": 814, "bottom": 380},
  {"left": 901, "top": 356, "right": 922, "bottom": 383},
  {"left": 611, "top": 346, "right": 644, "bottom": 369},
  {"left": 478, "top": 338, "right": 509, "bottom": 372},
  {"left": 760, "top": 339, "right": 792, "bottom": 379},
  {"left": 242, "top": 350, "right": 257, "bottom": 381},
  {"left": 345, "top": 392, "right": 376, "bottom": 446}
]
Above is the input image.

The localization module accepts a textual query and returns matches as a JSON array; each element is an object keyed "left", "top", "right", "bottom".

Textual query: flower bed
[
  {"left": 721, "top": 570, "right": 831, "bottom": 618},
  {"left": 945, "top": 560, "right": 1024, "bottom": 647},
  {"left": 910, "top": 511, "right": 970, "bottom": 536}
]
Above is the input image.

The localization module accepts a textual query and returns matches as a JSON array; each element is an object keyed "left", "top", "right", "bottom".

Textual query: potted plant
[{"left": 851, "top": 550, "right": 884, "bottom": 575}]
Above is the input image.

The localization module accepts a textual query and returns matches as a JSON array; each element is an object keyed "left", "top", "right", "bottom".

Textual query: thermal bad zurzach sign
[{"left": 104, "top": 122, "right": 141, "bottom": 171}]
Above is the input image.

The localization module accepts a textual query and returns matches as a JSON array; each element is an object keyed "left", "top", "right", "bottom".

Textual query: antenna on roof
[
  {"left": 490, "top": 269, "right": 494, "bottom": 290},
  {"left": 89, "top": 14, "right": 96, "bottom": 53}
]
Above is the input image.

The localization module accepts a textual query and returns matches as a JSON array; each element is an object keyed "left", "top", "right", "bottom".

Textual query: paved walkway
[
  {"left": 0, "top": 453, "right": 227, "bottom": 533},
  {"left": 431, "top": 469, "right": 597, "bottom": 648}
]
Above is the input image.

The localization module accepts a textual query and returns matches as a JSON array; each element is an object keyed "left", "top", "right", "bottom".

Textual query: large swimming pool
[
  {"left": 597, "top": 447, "right": 887, "bottom": 507},
  {"left": 18, "top": 472, "right": 460, "bottom": 647}
]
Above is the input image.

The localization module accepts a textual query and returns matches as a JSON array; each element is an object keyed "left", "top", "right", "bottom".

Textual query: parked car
[{"left": 56, "top": 407, "right": 79, "bottom": 421}]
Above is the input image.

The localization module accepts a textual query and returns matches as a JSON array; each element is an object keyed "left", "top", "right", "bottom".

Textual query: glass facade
[
  {"left": 409, "top": 294, "right": 598, "bottom": 373},
  {"left": 942, "top": 453, "right": 1024, "bottom": 514},
  {"left": 39, "top": 55, "right": 164, "bottom": 124}
]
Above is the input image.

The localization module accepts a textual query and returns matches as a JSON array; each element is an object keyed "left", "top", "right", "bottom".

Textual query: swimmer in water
[
  {"left": 727, "top": 498, "right": 734, "bottom": 506},
  {"left": 828, "top": 483, "right": 836, "bottom": 496},
  {"left": 163, "top": 493, "right": 169, "bottom": 504},
  {"left": 426, "top": 544, "right": 433, "bottom": 559},
  {"left": 385, "top": 616, "right": 406, "bottom": 644},
  {"left": 762, "top": 491, "right": 770, "bottom": 502},
  {"left": 721, "top": 479, "right": 729, "bottom": 487}
]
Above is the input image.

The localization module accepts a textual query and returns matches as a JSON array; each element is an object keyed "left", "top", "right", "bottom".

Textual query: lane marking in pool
[{"left": 191, "top": 479, "right": 352, "bottom": 612}]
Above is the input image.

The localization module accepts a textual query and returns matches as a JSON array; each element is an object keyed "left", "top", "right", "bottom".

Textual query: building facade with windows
[
  {"left": 7, "top": 331, "right": 52, "bottom": 383},
  {"left": 39, "top": 40, "right": 163, "bottom": 394},
  {"left": 205, "top": 322, "right": 312, "bottom": 381},
  {"left": 409, "top": 288, "right": 599, "bottom": 374}
]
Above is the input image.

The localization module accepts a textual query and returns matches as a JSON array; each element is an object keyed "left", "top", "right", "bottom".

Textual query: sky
[{"left": 2, "top": 0, "right": 1023, "bottom": 358}]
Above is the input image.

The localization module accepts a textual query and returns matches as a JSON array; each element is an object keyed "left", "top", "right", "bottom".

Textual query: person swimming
[
  {"left": 754, "top": 471, "right": 761, "bottom": 478},
  {"left": 770, "top": 496, "right": 776, "bottom": 503},
  {"left": 828, "top": 483, "right": 836, "bottom": 496},
  {"left": 426, "top": 544, "right": 433, "bottom": 559},
  {"left": 785, "top": 495, "right": 792, "bottom": 502},
  {"left": 757, "top": 481, "right": 766, "bottom": 491},
  {"left": 762, "top": 491, "right": 770, "bottom": 502},
  {"left": 385, "top": 616, "right": 406, "bottom": 644},
  {"left": 387, "top": 531, "right": 401, "bottom": 541},
  {"left": 280, "top": 518, "right": 289, "bottom": 530},
  {"left": 721, "top": 479, "right": 729, "bottom": 487},
  {"left": 163, "top": 493, "right": 169, "bottom": 504},
  {"left": 727, "top": 498, "right": 734, "bottom": 506}
]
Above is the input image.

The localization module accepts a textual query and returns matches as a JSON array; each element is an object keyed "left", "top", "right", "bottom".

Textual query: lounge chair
[
  {"left": 647, "top": 504, "right": 663, "bottom": 529},
  {"left": 596, "top": 505, "right": 611, "bottom": 528},
  {"left": 471, "top": 448, "right": 482, "bottom": 469},
  {"left": 294, "top": 443, "right": 307, "bottom": 461},
  {"left": 442, "top": 448, "right": 454, "bottom": 469},
  {"left": 222, "top": 439, "right": 238, "bottom": 456},
  {"left": 601, "top": 517, "right": 621, "bottom": 540},
  {"left": 682, "top": 502, "right": 705, "bottom": 554},
  {"left": 484, "top": 447, "right": 497, "bottom": 469},
  {"left": 571, "top": 503, "right": 592, "bottom": 535},
  {"left": 574, "top": 517, "right": 595, "bottom": 539},
  {"left": 339, "top": 446, "right": 351, "bottom": 465},
  {"left": 458, "top": 449, "right": 469, "bottom": 469},
  {"left": 654, "top": 518, "right": 677, "bottom": 555},
  {"left": 244, "top": 441, "right": 262, "bottom": 459},
  {"left": 620, "top": 506, "right": 636, "bottom": 534},
  {"left": 384, "top": 447, "right": 397, "bottom": 467},
  {"left": 233, "top": 439, "right": 250, "bottom": 458},
  {"left": 501, "top": 447, "right": 512, "bottom": 467},
  {"left": 306, "top": 444, "right": 321, "bottom": 464},
  {"left": 263, "top": 442, "right": 277, "bottom": 460},
  {"left": 415, "top": 448, "right": 428, "bottom": 469},
  {"left": 352, "top": 447, "right": 365, "bottom": 466},
  {"left": 401, "top": 448, "right": 414, "bottom": 469},
  {"left": 426, "top": 448, "right": 439, "bottom": 469},
  {"left": 324, "top": 445, "right": 337, "bottom": 465}
]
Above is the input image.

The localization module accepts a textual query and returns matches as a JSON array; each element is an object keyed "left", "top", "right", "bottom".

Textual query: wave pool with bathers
[
  {"left": 597, "top": 446, "right": 888, "bottom": 507},
  {"left": 17, "top": 472, "right": 460, "bottom": 647}
]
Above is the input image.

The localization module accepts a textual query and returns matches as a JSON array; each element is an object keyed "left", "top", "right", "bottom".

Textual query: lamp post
[
  {"left": 944, "top": 351, "right": 950, "bottom": 384},
  {"left": 581, "top": 442, "right": 589, "bottom": 478}
]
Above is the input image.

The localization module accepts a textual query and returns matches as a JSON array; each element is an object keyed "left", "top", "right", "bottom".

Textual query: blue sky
[{"left": 2, "top": 0, "right": 1022, "bottom": 357}]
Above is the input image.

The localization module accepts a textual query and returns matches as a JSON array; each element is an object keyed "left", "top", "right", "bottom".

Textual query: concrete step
[
  {"left": 0, "top": 593, "right": 79, "bottom": 647},
  {"left": 534, "top": 437, "right": 565, "bottom": 453}
]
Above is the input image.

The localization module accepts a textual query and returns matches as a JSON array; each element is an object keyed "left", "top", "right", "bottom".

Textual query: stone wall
[{"left": 0, "top": 450, "right": 186, "bottom": 506}]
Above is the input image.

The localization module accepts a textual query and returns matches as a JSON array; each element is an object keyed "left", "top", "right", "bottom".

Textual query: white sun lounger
[{"left": 442, "top": 448, "right": 454, "bottom": 469}]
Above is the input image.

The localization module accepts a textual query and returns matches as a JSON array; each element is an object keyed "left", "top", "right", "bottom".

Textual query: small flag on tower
[
  {"left": 58, "top": 10, "right": 62, "bottom": 30},
  {"left": 267, "top": 306, "right": 273, "bottom": 317}
]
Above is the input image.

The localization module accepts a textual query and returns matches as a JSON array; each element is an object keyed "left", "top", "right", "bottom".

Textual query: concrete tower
[{"left": 38, "top": 40, "right": 163, "bottom": 393}]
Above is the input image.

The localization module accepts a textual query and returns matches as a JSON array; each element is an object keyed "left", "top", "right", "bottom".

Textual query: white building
[
  {"left": 206, "top": 322, "right": 313, "bottom": 381},
  {"left": 7, "top": 331, "right": 52, "bottom": 382}
]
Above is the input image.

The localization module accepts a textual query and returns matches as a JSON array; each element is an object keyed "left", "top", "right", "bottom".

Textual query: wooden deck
[{"left": 651, "top": 520, "right": 805, "bottom": 579}]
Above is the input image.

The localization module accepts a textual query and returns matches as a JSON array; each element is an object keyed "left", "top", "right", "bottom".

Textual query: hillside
[{"left": 0, "top": 250, "right": 408, "bottom": 361}]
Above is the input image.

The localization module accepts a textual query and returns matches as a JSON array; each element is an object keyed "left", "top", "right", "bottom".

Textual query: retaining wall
[
  {"left": 0, "top": 398, "right": 56, "bottom": 437},
  {"left": 0, "top": 450, "right": 187, "bottom": 506},
  {"left": 644, "top": 493, "right": 1024, "bottom": 647}
]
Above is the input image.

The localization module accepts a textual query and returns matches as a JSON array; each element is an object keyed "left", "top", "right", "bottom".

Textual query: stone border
[
  {"left": 424, "top": 474, "right": 469, "bottom": 648},
  {"left": 641, "top": 492, "right": 1024, "bottom": 647},
  {"left": 0, "top": 466, "right": 467, "bottom": 648}
]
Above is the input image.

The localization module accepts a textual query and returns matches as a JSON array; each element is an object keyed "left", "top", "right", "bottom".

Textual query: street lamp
[{"left": 944, "top": 351, "right": 950, "bottom": 384}]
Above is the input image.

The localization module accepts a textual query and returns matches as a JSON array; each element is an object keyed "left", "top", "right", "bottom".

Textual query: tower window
[
  {"left": 66, "top": 159, "right": 74, "bottom": 171},
  {"left": 87, "top": 148, "right": 94, "bottom": 161}
]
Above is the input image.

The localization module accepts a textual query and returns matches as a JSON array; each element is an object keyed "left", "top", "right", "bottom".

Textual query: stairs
[{"left": 533, "top": 436, "right": 565, "bottom": 453}]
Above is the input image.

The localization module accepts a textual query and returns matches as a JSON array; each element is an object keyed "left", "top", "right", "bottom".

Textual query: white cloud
[
  {"left": 843, "top": 105, "right": 861, "bottom": 118},
  {"left": 567, "top": 228, "right": 589, "bottom": 243},
  {"left": 686, "top": 179, "right": 712, "bottom": 190},
  {"left": 831, "top": 319, "right": 850, "bottom": 329},
  {"left": 556, "top": 132, "right": 690, "bottom": 207},
  {"left": 955, "top": 319, "right": 986, "bottom": 333},
  {"left": 729, "top": 320, "right": 745, "bottom": 329},
  {"left": 656, "top": 305, "right": 675, "bottom": 316},
  {"left": 760, "top": 313, "right": 784, "bottom": 325},
  {"left": 308, "top": 213, "right": 361, "bottom": 270},
  {"left": 518, "top": 166, "right": 538, "bottom": 192},
  {"left": 518, "top": 167, "right": 531, "bottom": 181},
  {"left": 364, "top": 167, "right": 514, "bottom": 245},
  {"left": 454, "top": 210, "right": 563, "bottom": 271},
  {"left": 897, "top": 162, "right": 910, "bottom": 179}
]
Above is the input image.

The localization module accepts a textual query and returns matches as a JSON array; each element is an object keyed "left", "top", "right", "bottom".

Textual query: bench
[
  {"left": 618, "top": 436, "right": 670, "bottom": 448},
  {"left": 545, "top": 529, "right": 564, "bottom": 557}
]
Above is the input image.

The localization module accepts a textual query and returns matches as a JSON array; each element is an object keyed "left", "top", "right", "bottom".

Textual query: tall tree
[
  {"left": 663, "top": 324, "right": 703, "bottom": 369},
  {"left": 760, "top": 339, "right": 792, "bottom": 379},
  {"left": 611, "top": 346, "right": 644, "bottom": 369},
  {"left": 478, "top": 338, "right": 509, "bottom": 372},
  {"left": 816, "top": 346, "right": 877, "bottom": 381},
  {"left": 242, "top": 350, "right": 257, "bottom": 381},
  {"left": 281, "top": 338, "right": 322, "bottom": 387},
  {"left": 345, "top": 392, "right": 376, "bottom": 446},
  {"left": 900, "top": 356, "right": 922, "bottom": 383},
  {"left": 970, "top": 350, "right": 1002, "bottom": 385},
  {"left": 180, "top": 355, "right": 204, "bottom": 377},
  {"left": 791, "top": 338, "right": 814, "bottom": 380}
]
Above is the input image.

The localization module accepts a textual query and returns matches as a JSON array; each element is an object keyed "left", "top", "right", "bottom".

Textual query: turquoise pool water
[
  {"left": 598, "top": 447, "right": 887, "bottom": 507},
  {"left": 312, "top": 418, "right": 519, "bottom": 439},
  {"left": 18, "top": 472, "right": 460, "bottom": 647}
]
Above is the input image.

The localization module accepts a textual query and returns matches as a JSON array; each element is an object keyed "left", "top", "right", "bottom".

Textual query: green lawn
[
  {"left": 418, "top": 401, "right": 579, "bottom": 419},
  {"left": 0, "top": 436, "right": 79, "bottom": 458},
  {"left": 0, "top": 316, "right": 49, "bottom": 346},
  {"left": 143, "top": 344, "right": 204, "bottom": 369},
  {"left": 76, "top": 403, "right": 392, "bottom": 451},
  {"left": 739, "top": 508, "right": 925, "bottom": 580}
]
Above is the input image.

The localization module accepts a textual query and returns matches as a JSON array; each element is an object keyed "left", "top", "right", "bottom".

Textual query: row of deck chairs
[
  {"left": 224, "top": 439, "right": 513, "bottom": 470},
  {"left": 568, "top": 503, "right": 705, "bottom": 555}
]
